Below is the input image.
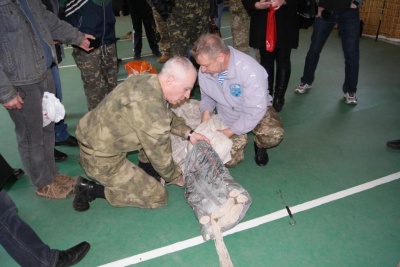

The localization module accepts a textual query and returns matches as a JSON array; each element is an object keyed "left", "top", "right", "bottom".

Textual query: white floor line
[{"left": 99, "top": 171, "right": 400, "bottom": 267}]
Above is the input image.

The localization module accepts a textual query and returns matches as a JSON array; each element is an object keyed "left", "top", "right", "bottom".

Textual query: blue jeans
[
  {"left": 0, "top": 190, "right": 58, "bottom": 266},
  {"left": 7, "top": 70, "right": 57, "bottom": 189},
  {"left": 301, "top": 9, "right": 360, "bottom": 93},
  {"left": 51, "top": 65, "right": 71, "bottom": 143}
]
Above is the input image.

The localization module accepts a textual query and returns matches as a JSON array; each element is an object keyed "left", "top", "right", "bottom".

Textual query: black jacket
[{"left": 242, "top": 0, "right": 300, "bottom": 50}]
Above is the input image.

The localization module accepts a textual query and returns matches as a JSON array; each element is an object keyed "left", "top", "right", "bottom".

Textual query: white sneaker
[
  {"left": 344, "top": 92, "right": 357, "bottom": 104},
  {"left": 294, "top": 83, "right": 312, "bottom": 94}
]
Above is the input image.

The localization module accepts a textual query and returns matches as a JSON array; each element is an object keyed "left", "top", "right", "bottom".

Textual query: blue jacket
[
  {"left": 59, "top": 0, "right": 116, "bottom": 46},
  {"left": 0, "top": 0, "right": 85, "bottom": 104}
]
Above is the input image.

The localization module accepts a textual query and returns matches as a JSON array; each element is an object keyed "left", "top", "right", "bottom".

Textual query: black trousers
[{"left": 126, "top": 0, "right": 159, "bottom": 55}]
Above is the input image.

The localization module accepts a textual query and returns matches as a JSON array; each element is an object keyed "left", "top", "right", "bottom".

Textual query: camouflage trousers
[
  {"left": 79, "top": 146, "right": 168, "bottom": 209},
  {"left": 72, "top": 44, "right": 118, "bottom": 111},
  {"left": 166, "top": 0, "right": 209, "bottom": 56},
  {"left": 225, "top": 107, "right": 284, "bottom": 167},
  {"left": 229, "top": 0, "right": 250, "bottom": 54},
  {"left": 150, "top": 5, "right": 171, "bottom": 54}
]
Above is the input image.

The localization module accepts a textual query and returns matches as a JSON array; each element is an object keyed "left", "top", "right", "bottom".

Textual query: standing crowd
[{"left": 0, "top": 0, "right": 374, "bottom": 266}]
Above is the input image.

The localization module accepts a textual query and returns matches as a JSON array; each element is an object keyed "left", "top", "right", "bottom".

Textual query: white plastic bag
[{"left": 42, "top": 92, "right": 65, "bottom": 127}]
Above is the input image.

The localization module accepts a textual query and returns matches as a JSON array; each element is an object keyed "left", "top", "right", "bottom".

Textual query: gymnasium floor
[{"left": 1, "top": 13, "right": 399, "bottom": 267}]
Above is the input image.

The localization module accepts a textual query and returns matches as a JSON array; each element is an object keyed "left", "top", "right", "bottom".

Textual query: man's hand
[
  {"left": 79, "top": 34, "right": 96, "bottom": 52},
  {"left": 188, "top": 131, "right": 211, "bottom": 145},
  {"left": 317, "top": 6, "right": 324, "bottom": 18},
  {"left": 176, "top": 174, "right": 185, "bottom": 187},
  {"left": 217, "top": 128, "right": 234, "bottom": 138},
  {"left": 255, "top": 0, "right": 272, "bottom": 10},
  {"left": 201, "top": 110, "right": 211, "bottom": 123},
  {"left": 3, "top": 95, "right": 24, "bottom": 110}
]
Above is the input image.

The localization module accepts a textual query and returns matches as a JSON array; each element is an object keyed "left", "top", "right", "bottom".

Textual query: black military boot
[
  {"left": 254, "top": 142, "right": 269, "bottom": 166},
  {"left": 72, "top": 177, "right": 96, "bottom": 212},
  {"left": 273, "top": 68, "right": 291, "bottom": 112},
  {"left": 138, "top": 161, "right": 162, "bottom": 182}
]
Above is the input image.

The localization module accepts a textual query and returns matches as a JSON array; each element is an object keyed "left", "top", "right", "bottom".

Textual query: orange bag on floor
[
  {"left": 266, "top": 8, "right": 277, "bottom": 52},
  {"left": 124, "top": 61, "right": 157, "bottom": 77}
]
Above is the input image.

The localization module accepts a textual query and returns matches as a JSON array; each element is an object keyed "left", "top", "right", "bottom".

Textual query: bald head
[
  {"left": 159, "top": 56, "right": 197, "bottom": 83},
  {"left": 158, "top": 56, "right": 197, "bottom": 105}
]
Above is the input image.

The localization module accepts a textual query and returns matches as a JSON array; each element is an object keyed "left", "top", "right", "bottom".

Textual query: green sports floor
[{"left": 1, "top": 12, "right": 399, "bottom": 267}]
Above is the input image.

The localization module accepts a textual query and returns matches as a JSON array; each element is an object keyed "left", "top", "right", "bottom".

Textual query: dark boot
[
  {"left": 254, "top": 142, "right": 269, "bottom": 166},
  {"left": 0, "top": 154, "right": 24, "bottom": 185},
  {"left": 72, "top": 177, "right": 96, "bottom": 212},
  {"left": 6, "top": 168, "right": 25, "bottom": 184},
  {"left": 56, "top": 241, "right": 91, "bottom": 267},
  {"left": 268, "top": 78, "right": 274, "bottom": 97},
  {"left": 273, "top": 68, "right": 291, "bottom": 112},
  {"left": 54, "top": 148, "right": 68, "bottom": 162},
  {"left": 138, "top": 161, "right": 162, "bottom": 182}
]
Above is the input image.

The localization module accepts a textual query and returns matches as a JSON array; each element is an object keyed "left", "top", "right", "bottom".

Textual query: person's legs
[
  {"left": 99, "top": 44, "right": 118, "bottom": 97},
  {"left": 337, "top": 9, "right": 360, "bottom": 94},
  {"left": 253, "top": 107, "right": 284, "bottom": 166},
  {"left": 149, "top": 4, "right": 172, "bottom": 63},
  {"left": 0, "top": 190, "right": 58, "bottom": 266},
  {"left": 259, "top": 48, "right": 276, "bottom": 96},
  {"left": 50, "top": 65, "right": 71, "bottom": 143},
  {"left": 131, "top": 11, "right": 143, "bottom": 58},
  {"left": 167, "top": 0, "right": 208, "bottom": 57},
  {"left": 225, "top": 134, "right": 248, "bottom": 167},
  {"left": 142, "top": 8, "right": 161, "bottom": 55},
  {"left": 167, "top": 1, "right": 194, "bottom": 57},
  {"left": 78, "top": 150, "right": 168, "bottom": 209},
  {"left": 229, "top": 0, "right": 250, "bottom": 54},
  {"left": 73, "top": 48, "right": 106, "bottom": 111},
  {"left": 7, "top": 71, "right": 57, "bottom": 189},
  {"left": 301, "top": 17, "right": 335, "bottom": 85},
  {"left": 273, "top": 47, "right": 292, "bottom": 112}
]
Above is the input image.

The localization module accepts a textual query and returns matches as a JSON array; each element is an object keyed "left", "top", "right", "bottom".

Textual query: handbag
[{"left": 265, "top": 8, "right": 277, "bottom": 52}]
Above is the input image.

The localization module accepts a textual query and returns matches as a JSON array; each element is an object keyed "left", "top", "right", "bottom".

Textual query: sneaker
[
  {"left": 294, "top": 83, "right": 312, "bottom": 94},
  {"left": 36, "top": 181, "right": 73, "bottom": 199},
  {"left": 55, "top": 174, "right": 76, "bottom": 191},
  {"left": 134, "top": 53, "right": 141, "bottom": 60},
  {"left": 157, "top": 53, "right": 172, "bottom": 63},
  {"left": 344, "top": 92, "right": 357, "bottom": 105}
]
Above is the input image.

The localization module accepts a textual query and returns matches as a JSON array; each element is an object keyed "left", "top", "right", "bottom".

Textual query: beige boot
[
  {"left": 55, "top": 174, "right": 76, "bottom": 192},
  {"left": 157, "top": 53, "right": 172, "bottom": 63},
  {"left": 36, "top": 181, "right": 73, "bottom": 199}
]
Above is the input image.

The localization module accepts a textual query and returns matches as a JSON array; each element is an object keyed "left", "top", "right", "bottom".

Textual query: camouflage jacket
[{"left": 76, "top": 74, "right": 191, "bottom": 183}]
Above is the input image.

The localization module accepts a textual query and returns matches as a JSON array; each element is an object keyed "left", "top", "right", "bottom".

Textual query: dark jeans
[
  {"left": 7, "top": 70, "right": 57, "bottom": 189},
  {"left": 51, "top": 65, "right": 70, "bottom": 143},
  {"left": 301, "top": 9, "right": 360, "bottom": 93},
  {"left": 0, "top": 190, "right": 58, "bottom": 266}
]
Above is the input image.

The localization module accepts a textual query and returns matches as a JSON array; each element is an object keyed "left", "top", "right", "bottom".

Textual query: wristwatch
[{"left": 352, "top": 0, "right": 360, "bottom": 7}]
